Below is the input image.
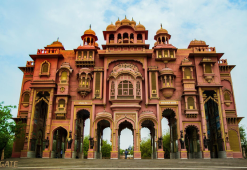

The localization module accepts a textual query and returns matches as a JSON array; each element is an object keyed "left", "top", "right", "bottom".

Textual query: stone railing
[
  {"left": 218, "top": 59, "right": 228, "bottom": 65},
  {"left": 26, "top": 61, "right": 34, "bottom": 67},
  {"left": 37, "top": 48, "right": 60, "bottom": 54},
  {"left": 193, "top": 47, "right": 216, "bottom": 53}
]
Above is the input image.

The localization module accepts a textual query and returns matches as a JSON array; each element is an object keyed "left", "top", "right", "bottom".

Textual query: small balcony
[
  {"left": 77, "top": 87, "right": 91, "bottom": 98},
  {"left": 193, "top": 47, "right": 216, "bottom": 53}
]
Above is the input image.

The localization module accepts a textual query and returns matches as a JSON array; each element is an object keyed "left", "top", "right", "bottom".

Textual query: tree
[
  {"left": 162, "top": 130, "right": 170, "bottom": 158},
  {"left": 140, "top": 137, "right": 152, "bottom": 158},
  {"left": 83, "top": 135, "right": 89, "bottom": 158},
  {"left": 101, "top": 140, "right": 112, "bottom": 158},
  {"left": 0, "top": 102, "right": 25, "bottom": 160},
  {"left": 239, "top": 125, "right": 247, "bottom": 156}
]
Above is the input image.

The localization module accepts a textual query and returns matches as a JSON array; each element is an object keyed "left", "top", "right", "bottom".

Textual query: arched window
[
  {"left": 42, "top": 63, "right": 49, "bottom": 73},
  {"left": 158, "top": 37, "right": 161, "bottom": 44},
  {"left": 23, "top": 93, "right": 30, "bottom": 102},
  {"left": 118, "top": 80, "right": 133, "bottom": 99},
  {"left": 137, "top": 34, "right": 142, "bottom": 42},
  {"left": 61, "top": 71, "right": 67, "bottom": 83},
  {"left": 109, "top": 34, "right": 114, "bottom": 43},
  {"left": 205, "top": 63, "right": 212, "bottom": 73},
  {"left": 89, "top": 51, "right": 93, "bottom": 58},
  {"left": 87, "top": 38, "right": 90, "bottom": 45},
  {"left": 162, "top": 37, "right": 165, "bottom": 44},
  {"left": 91, "top": 38, "right": 93, "bottom": 45},
  {"left": 187, "top": 97, "right": 195, "bottom": 109},
  {"left": 158, "top": 50, "right": 162, "bottom": 58},
  {"left": 224, "top": 92, "right": 231, "bottom": 101},
  {"left": 86, "top": 78, "right": 90, "bottom": 88},
  {"left": 123, "top": 33, "right": 128, "bottom": 39},
  {"left": 184, "top": 68, "right": 191, "bottom": 79},
  {"left": 117, "top": 33, "right": 122, "bottom": 43},
  {"left": 58, "top": 99, "right": 65, "bottom": 111},
  {"left": 82, "top": 77, "right": 85, "bottom": 87},
  {"left": 136, "top": 81, "right": 141, "bottom": 99},
  {"left": 83, "top": 51, "right": 87, "bottom": 58}
]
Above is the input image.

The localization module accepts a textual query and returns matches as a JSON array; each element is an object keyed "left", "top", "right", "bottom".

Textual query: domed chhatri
[
  {"left": 115, "top": 17, "right": 121, "bottom": 26},
  {"left": 130, "top": 17, "right": 136, "bottom": 26},
  {"left": 106, "top": 22, "right": 116, "bottom": 31},
  {"left": 121, "top": 15, "right": 131, "bottom": 25},
  {"left": 84, "top": 25, "right": 96, "bottom": 36},
  {"left": 135, "top": 21, "right": 145, "bottom": 31},
  {"left": 156, "top": 24, "right": 168, "bottom": 34}
]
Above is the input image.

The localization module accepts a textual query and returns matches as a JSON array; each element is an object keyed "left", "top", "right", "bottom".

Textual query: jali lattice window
[
  {"left": 118, "top": 80, "right": 133, "bottom": 99},
  {"left": 136, "top": 81, "right": 141, "bottom": 99},
  {"left": 42, "top": 63, "right": 49, "bottom": 73},
  {"left": 110, "top": 81, "right": 115, "bottom": 99}
]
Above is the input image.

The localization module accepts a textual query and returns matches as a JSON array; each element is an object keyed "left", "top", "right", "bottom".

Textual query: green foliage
[
  {"left": 4, "top": 138, "right": 14, "bottom": 159},
  {"left": 0, "top": 102, "right": 25, "bottom": 160},
  {"left": 239, "top": 125, "right": 247, "bottom": 156},
  {"left": 83, "top": 135, "right": 89, "bottom": 157},
  {"left": 162, "top": 130, "right": 170, "bottom": 158},
  {"left": 101, "top": 140, "right": 112, "bottom": 158},
  {"left": 140, "top": 137, "right": 152, "bottom": 158},
  {"left": 120, "top": 149, "right": 125, "bottom": 155}
]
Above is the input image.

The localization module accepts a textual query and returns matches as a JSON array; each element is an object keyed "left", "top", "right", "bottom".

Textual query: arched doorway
[
  {"left": 140, "top": 120, "right": 156, "bottom": 159},
  {"left": 118, "top": 120, "right": 134, "bottom": 159},
  {"left": 162, "top": 109, "right": 178, "bottom": 159},
  {"left": 96, "top": 120, "right": 111, "bottom": 159},
  {"left": 52, "top": 127, "right": 67, "bottom": 158},
  {"left": 185, "top": 126, "right": 201, "bottom": 159},
  {"left": 30, "top": 92, "right": 49, "bottom": 158},
  {"left": 204, "top": 90, "right": 223, "bottom": 158},
  {"left": 75, "top": 109, "right": 90, "bottom": 159}
]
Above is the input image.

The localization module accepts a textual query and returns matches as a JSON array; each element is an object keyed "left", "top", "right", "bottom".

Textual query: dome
[
  {"left": 160, "top": 67, "right": 174, "bottom": 75},
  {"left": 121, "top": 16, "right": 130, "bottom": 25},
  {"left": 115, "top": 17, "right": 121, "bottom": 26},
  {"left": 135, "top": 21, "right": 145, "bottom": 31},
  {"left": 106, "top": 23, "right": 116, "bottom": 31},
  {"left": 156, "top": 24, "right": 168, "bottom": 34},
  {"left": 46, "top": 39, "right": 64, "bottom": 49},
  {"left": 130, "top": 17, "right": 136, "bottom": 26},
  {"left": 84, "top": 25, "right": 96, "bottom": 35},
  {"left": 189, "top": 39, "right": 206, "bottom": 46}
]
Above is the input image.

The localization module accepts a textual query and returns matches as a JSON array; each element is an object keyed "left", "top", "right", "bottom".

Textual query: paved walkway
[{"left": 1, "top": 158, "right": 247, "bottom": 170}]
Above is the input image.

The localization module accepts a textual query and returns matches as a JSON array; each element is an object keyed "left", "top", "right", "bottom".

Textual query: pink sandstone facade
[{"left": 12, "top": 17, "right": 243, "bottom": 159}]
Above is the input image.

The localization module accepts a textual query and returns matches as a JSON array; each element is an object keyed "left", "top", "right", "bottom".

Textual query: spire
[
  {"left": 139, "top": 21, "right": 140, "bottom": 24},
  {"left": 111, "top": 22, "right": 113, "bottom": 24},
  {"left": 161, "top": 23, "right": 162, "bottom": 28},
  {"left": 132, "top": 17, "right": 134, "bottom": 21},
  {"left": 57, "top": 37, "right": 59, "bottom": 41},
  {"left": 89, "top": 24, "right": 91, "bottom": 29},
  {"left": 118, "top": 17, "right": 119, "bottom": 21},
  {"left": 125, "top": 15, "right": 126, "bottom": 19}
]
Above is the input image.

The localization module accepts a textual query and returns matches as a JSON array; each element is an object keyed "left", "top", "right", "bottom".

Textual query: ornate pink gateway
[{"left": 13, "top": 17, "right": 242, "bottom": 160}]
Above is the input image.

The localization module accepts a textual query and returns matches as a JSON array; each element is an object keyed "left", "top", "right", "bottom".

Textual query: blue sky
[{"left": 0, "top": 0, "right": 247, "bottom": 149}]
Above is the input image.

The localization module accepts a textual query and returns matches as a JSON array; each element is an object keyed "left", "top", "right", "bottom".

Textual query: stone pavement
[{"left": 1, "top": 158, "right": 247, "bottom": 170}]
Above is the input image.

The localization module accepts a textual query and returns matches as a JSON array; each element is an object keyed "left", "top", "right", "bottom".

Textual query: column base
[
  {"left": 87, "top": 151, "right": 94, "bottom": 159},
  {"left": 203, "top": 149, "right": 211, "bottom": 159},
  {"left": 27, "top": 151, "right": 35, "bottom": 158},
  {"left": 157, "top": 150, "right": 164, "bottom": 159},
  {"left": 42, "top": 149, "right": 51, "bottom": 158},
  {"left": 20, "top": 150, "right": 28, "bottom": 158},
  {"left": 226, "top": 150, "right": 233, "bottom": 158},
  {"left": 180, "top": 149, "right": 187, "bottom": 159},
  {"left": 110, "top": 151, "right": 118, "bottom": 159},
  {"left": 134, "top": 151, "right": 141, "bottom": 159},
  {"left": 65, "top": 149, "right": 72, "bottom": 159}
]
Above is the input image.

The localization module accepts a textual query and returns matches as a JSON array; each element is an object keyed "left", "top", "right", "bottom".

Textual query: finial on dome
[
  {"left": 57, "top": 37, "right": 59, "bottom": 41},
  {"left": 118, "top": 17, "right": 119, "bottom": 21},
  {"left": 132, "top": 17, "right": 133, "bottom": 21},
  {"left": 139, "top": 21, "right": 140, "bottom": 24},
  {"left": 161, "top": 23, "right": 162, "bottom": 28},
  {"left": 111, "top": 22, "right": 113, "bottom": 24},
  {"left": 89, "top": 24, "right": 91, "bottom": 29},
  {"left": 125, "top": 15, "right": 126, "bottom": 19}
]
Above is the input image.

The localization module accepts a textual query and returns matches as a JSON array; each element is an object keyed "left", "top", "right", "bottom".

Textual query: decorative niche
[
  {"left": 223, "top": 88, "right": 232, "bottom": 107},
  {"left": 77, "top": 68, "right": 93, "bottom": 98},
  {"left": 21, "top": 90, "right": 30, "bottom": 107},
  {"left": 55, "top": 97, "right": 68, "bottom": 119},
  {"left": 200, "top": 58, "right": 215, "bottom": 83}
]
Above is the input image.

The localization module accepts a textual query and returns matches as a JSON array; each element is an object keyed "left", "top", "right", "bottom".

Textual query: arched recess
[
  {"left": 75, "top": 109, "right": 90, "bottom": 159},
  {"left": 51, "top": 126, "right": 68, "bottom": 158},
  {"left": 39, "top": 60, "right": 51, "bottom": 76},
  {"left": 184, "top": 125, "right": 201, "bottom": 159}
]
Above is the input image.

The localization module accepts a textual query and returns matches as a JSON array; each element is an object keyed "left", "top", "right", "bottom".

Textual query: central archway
[{"left": 118, "top": 120, "right": 134, "bottom": 159}]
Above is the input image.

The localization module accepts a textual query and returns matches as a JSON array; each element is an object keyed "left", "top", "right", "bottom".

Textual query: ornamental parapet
[
  {"left": 193, "top": 47, "right": 216, "bottom": 53},
  {"left": 37, "top": 48, "right": 61, "bottom": 54}
]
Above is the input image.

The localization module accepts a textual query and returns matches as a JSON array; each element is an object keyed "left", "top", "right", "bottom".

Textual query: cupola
[
  {"left": 130, "top": 17, "right": 136, "bottom": 27},
  {"left": 106, "top": 22, "right": 116, "bottom": 31},
  {"left": 135, "top": 21, "right": 145, "bottom": 31},
  {"left": 115, "top": 18, "right": 121, "bottom": 27},
  {"left": 121, "top": 15, "right": 130, "bottom": 25}
]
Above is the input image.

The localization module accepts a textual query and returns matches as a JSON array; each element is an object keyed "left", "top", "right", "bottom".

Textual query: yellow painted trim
[
  {"left": 28, "top": 89, "right": 37, "bottom": 150},
  {"left": 217, "top": 89, "right": 226, "bottom": 151}
]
